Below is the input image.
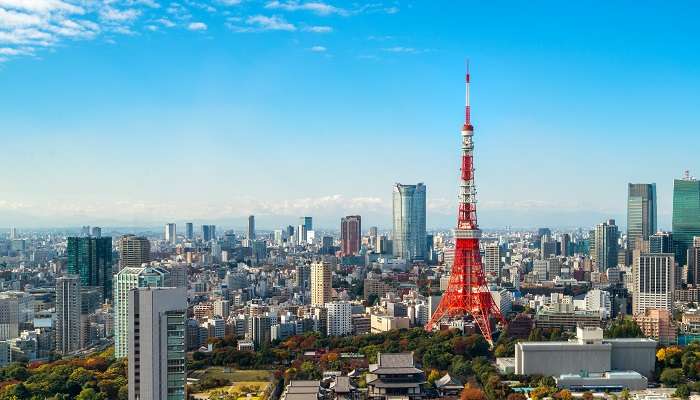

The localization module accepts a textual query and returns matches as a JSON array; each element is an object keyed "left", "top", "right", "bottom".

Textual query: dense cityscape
[
  {"left": 2, "top": 73, "right": 700, "bottom": 399},
  {"left": 3, "top": 1, "right": 700, "bottom": 400}
]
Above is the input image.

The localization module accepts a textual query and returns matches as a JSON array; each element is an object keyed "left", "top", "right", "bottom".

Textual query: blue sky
[{"left": 1, "top": 1, "right": 699, "bottom": 229}]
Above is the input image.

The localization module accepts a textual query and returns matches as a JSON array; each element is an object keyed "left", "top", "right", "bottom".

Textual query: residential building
[
  {"left": 634, "top": 308, "right": 677, "bottom": 345},
  {"left": 326, "top": 301, "right": 352, "bottom": 336},
  {"left": 311, "top": 261, "right": 331, "bottom": 306},
  {"left": 114, "top": 266, "right": 170, "bottom": 358},
  {"left": 633, "top": 252, "right": 675, "bottom": 315},
  {"left": 56, "top": 275, "right": 81, "bottom": 354},
  {"left": 128, "top": 287, "right": 187, "bottom": 400},
  {"left": 483, "top": 243, "right": 501, "bottom": 278}
]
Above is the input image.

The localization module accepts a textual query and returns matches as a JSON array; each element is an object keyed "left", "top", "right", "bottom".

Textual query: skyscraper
[
  {"left": 118, "top": 235, "right": 150, "bottom": 270},
  {"left": 594, "top": 219, "right": 619, "bottom": 271},
  {"left": 66, "top": 236, "right": 113, "bottom": 300},
  {"left": 311, "top": 261, "right": 331, "bottom": 306},
  {"left": 113, "top": 266, "right": 170, "bottom": 358},
  {"left": 633, "top": 252, "right": 675, "bottom": 315},
  {"left": 248, "top": 215, "right": 256, "bottom": 240},
  {"left": 185, "top": 222, "right": 194, "bottom": 240},
  {"left": 483, "top": 243, "right": 501, "bottom": 278},
  {"left": 627, "top": 183, "right": 657, "bottom": 251},
  {"left": 164, "top": 223, "right": 176, "bottom": 244},
  {"left": 341, "top": 215, "right": 362, "bottom": 256},
  {"left": 56, "top": 275, "right": 81, "bottom": 355},
  {"left": 128, "top": 287, "right": 186, "bottom": 400},
  {"left": 392, "top": 183, "right": 427, "bottom": 261},
  {"left": 90, "top": 226, "right": 102, "bottom": 238},
  {"left": 202, "top": 225, "right": 216, "bottom": 242},
  {"left": 559, "top": 233, "right": 571, "bottom": 257},
  {"left": 649, "top": 232, "right": 673, "bottom": 254},
  {"left": 672, "top": 173, "right": 700, "bottom": 266},
  {"left": 299, "top": 216, "right": 313, "bottom": 233},
  {"left": 688, "top": 237, "right": 700, "bottom": 286}
]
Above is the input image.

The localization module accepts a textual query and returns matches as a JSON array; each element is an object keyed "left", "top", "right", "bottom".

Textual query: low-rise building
[
  {"left": 370, "top": 314, "right": 410, "bottom": 333},
  {"left": 635, "top": 308, "right": 677, "bottom": 345},
  {"left": 366, "top": 352, "right": 425, "bottom": 400}
]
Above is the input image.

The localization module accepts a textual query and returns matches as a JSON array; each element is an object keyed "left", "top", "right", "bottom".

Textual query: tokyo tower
[{"left": 425, "top": 65, "right": 507, "bottom": 343}]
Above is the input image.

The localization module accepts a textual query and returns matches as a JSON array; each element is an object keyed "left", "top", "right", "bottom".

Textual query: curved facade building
[{"left": 392, "top": 183, "right": 426, "bottom": 261}]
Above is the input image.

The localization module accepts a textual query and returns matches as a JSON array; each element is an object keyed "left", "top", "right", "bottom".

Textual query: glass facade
[
  {"left": 672, "top": 178, "right": 700, "bottom": 266},
  {"left": 392, "top": 183, "right": 427, "bottom": 261},
  {"left": 166, "top": 311, "right": 186, "bottom": 400},
  {"left": 627, "top": 183, "right": 657, "bottom": 250},
  {"left": 66, "top": 237, "right": 113, "bottom": 300}
]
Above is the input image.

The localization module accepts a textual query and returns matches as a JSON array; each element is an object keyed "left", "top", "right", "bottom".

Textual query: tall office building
[
  {"left": 672, "top": 173, "right": 700, "bottom": 266},
  {"left": 90, "top": 226, "right": 102, "bottom": 238},
  {"left": 66, "top": 236, "right": 113, "bottom": 300},
  {"left": 185, "top": 222, "right": 194, "bottom": 240},
  {"left": 627, "top": 183, "right": 657, "bottom": 251},
  {"left": 392, "top": 183, "right": 427, "bottom": 261},
  {"left": 311, "top": 261, "right": 331, "bottom": 306},
  {"left": 0, "top": 292, "right": 33, "bottom": 340},
  {"left": 299, "top": 217, "right": 313, "bottom": 233},
  {"left": 8, "top": 228, "right": 16, "bottom": 240},
  {"left": 248, "top": 215, "right": 256, "bottom": 240},
  {"left": 113, "top": 266, "right": 170, "bottom": 358},
  {"left": 164, "top": 223, "right": 176, "bottom": 244},
  {"left": 326, "top": 301, "right": 352, "bottom": 336},
  {"left": 341, "top": 215, "right": 362, "bottom": 256},
  {"left": 688, "top": 238, "right": 700, "bottom": 286},
  {"left": 559, "top": 233, "right": 571, "bottom": 257},
  {"left": 56, "top": 275, "right": 82, "bottom": 354},
  {"left": 594, "top": 219, "right": 619, "bottom": 271},
  {"left": 248, "top": 315, "right": 271, "bottom": 348},
  {"left": 295, "top": 264, "right": 311, "bottom": 290},
  {"left": 483, "top": 243, "right": 501, "bottom": 278},
  {"left": 633, "top": 252, "right": 675, "bottom": 315},
  {"left": 202, "top": 225, "right": 216, "bottom": 242},
  {"left": 649, "top": 232, "right": 673, "bottom": 254},
  {"left": 128, "top": 287, "right": 186, "bottom": 400},
  {"left": 297, "top": 224, "right": 307, "bottom": 245},
  {"left": 118, "top": 235, "right": 150, "bottom": 270},
  {"left": 540, "top": 235, "right": 557, "bottom": 259}
]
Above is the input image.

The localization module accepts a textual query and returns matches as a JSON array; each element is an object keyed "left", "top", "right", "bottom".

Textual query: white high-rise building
[
  {"left": 483, "top": 243, "right": 501, "bottom": 278},
  {"left": 633, "top": 252, "right": 675, "bottom": 315},
  {"left": 114, "top": 266, "right": 170, "bottom": 358},
  {"left": 56, "top": 275, "right": 82, "bottom": 354},
  {"left": 128, "top": 287, "right": 187, "bottom": 400},
  {"left": 326, "top": 301, "right": 352, "bottom": 336},
  {"left": 165, "top": 223, "right": 176, "bottom": 244},
  {"left": 0, "top": 292, "right": 33, "bottom": 340},
  {"left": 311, "top": 261, "right": 331, "bottom": 306},
  {"left": 584, "top": 288, "right": 612, "bottom": 319}
]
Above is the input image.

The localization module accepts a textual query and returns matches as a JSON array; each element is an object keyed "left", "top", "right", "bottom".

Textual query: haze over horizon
[{"left": 2, "top": 1, "right": 699, "bottom": 230}]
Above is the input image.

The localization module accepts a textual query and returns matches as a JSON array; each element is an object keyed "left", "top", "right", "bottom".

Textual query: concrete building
[
  {"left": 164, "top": 223, "right": 176, "bottom": 244},
  {"left": 341, "top": 216, "right": 362, "bottom": 256},
  {"left": 634, "top": 308, "right": 677, "bottom": 345},
  {"left": 633, "top": 252, "right": 675, "bottom": 315},
  {"left": 118, "top": 235, "right": 150, "bottom": 270},
  {"left": 128, "top": 287, "right": 187, "bottom": 400},
  {"left": 483, "top": 243, "right": 501, "bottom": 278},
  {"left": 56, "top": 275, "right": 81, "bottom": 355},
  {"left": 594, "top": 219, "right": 619, "bottom": 271},
  {"left": 584, "top": 289, "right": 612, "bottom": 319},
  {"left": 311, "top": 261, "right": 331, "bottom": 306},
  {"left": 515, "top": 327, "right": 657, "bottom": 378},
  {"left": 370, "top": 314, "right": 410, "bottom": 333},
  {"left": 114, "top": 266, "right": 170, "bottom": 358},
  {"left": 0, "top": 291, "right": 33, "bottom": 340},
  {"left": 555, "top": 371, "right": 647, "bottom": 391},
  {"left": 326, "top": 301, "right": 352, "bottom": 336}
]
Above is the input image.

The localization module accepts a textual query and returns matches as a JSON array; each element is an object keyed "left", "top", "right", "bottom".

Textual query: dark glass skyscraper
[
  {"left": 627, "top": 183, "right": 657, "bottom": 251},
  {"left": 672, "top": 174, "right": 700, "bottom": 266},
  {"left": 66, "top": 236, "right": 113, "bottom": 299}
]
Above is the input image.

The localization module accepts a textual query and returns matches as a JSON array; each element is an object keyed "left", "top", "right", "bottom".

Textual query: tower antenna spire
[{"left": 465, "top": 59, "right": 471, "bottom": 128}]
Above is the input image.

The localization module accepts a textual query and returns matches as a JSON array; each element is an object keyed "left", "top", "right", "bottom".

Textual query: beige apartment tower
[{"left": 311, "top": 261, "right": 331, "bottom": 306}]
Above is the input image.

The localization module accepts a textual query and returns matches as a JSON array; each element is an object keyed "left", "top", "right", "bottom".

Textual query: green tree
[
  {"left": 675, "top": 384, "right": 690, "bottom": 399},
  {"left": 659, "top": 368, "right": 684, "bottom": 386}
]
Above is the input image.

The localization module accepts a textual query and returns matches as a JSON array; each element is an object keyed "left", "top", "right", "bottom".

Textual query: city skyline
[{"left": 2, "top": 2, "right": 700, "bottom": 229}]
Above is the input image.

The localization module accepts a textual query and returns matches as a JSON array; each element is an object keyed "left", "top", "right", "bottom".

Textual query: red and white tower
[{"left": 425, "top": 66, "right": 507, "bottom": 343}]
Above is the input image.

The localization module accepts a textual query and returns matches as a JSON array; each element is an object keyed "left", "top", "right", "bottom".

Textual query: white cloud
[
  {"left": 216, "top": 0, "right": 241, "bottom": 5},
  {"left": 187, "top": 21, "right": 206, "bottom": 30},
  {"left": 264, "top": 0, "right": 347, "bottom": 16},
  {"left": 0, "top": 9, "right": 44, "bottom": 27},
  {"left": 243, "top": 14, "right": 296, "bottom": 31},
  {"left": 156, "top": 17, "right": 175, "bottom": 27},
  {"left": 309, "top": 45, "right": 325, "bottom": 52},
  {"left": 99, "top": 7, "right": 141, "bottom": 22},
  {"left": 303, "top": 25, "right": 331, "bottom": 33},
  {"left": 382, "top": 46, "right": 429, "bottom": 54},
  {"left": 0, "top": 0, "right": 83, "bottom": 14}
]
